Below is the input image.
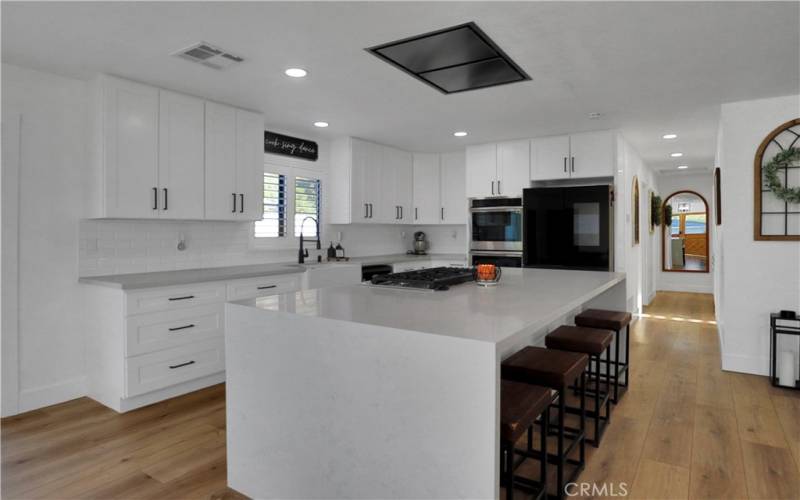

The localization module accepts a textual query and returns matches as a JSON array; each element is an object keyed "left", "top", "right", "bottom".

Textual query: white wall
[
  {"left": 655, "top": 172, "right": 714, "bottom": 293},
  {"left": 715, "top": 94, "right": 800, "bottom": 375},
  {"left": 615, "top": 133, "right": 658, "bottom": 312},
  {"left": 1, "top": 64, "right": 89, "bottom": 415}
]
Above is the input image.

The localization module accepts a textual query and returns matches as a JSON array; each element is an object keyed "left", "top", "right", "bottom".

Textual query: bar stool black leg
[
  {"left": 613, "top": 329, "right": 620, "bottom": 403},
  {"left": 605, "top": 346, "right": 612, "bottom": 425},
  {"left": 540, "top": 408, "right": 548, "bottom": 500},
  {"left": 505, "top": 443, "right": 513, "bottom": 500},
  {"left": 579, "top": 372, "right": 586, "bottom": 465}
]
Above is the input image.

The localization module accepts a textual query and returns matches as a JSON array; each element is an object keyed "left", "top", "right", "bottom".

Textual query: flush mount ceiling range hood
[{"left": 367, "top": 22, "right": 531, "bottom": 94}]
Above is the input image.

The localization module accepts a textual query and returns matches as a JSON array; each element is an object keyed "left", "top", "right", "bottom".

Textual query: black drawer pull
[
  {"left": 168, "top": 295, "right": 195, "bottom": 301},
  {"left": 168, "top": 324, "right": 195, "bottom": 332},
  {"left": 169, "top": 360, "right": 195, "bottom": 369},
  {"left": 257, "top": 285, "right": 277, "bottom": 290}
]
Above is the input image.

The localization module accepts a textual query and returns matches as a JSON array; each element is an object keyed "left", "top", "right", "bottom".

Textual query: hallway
[{"left": 578, "top": 291, "right": 800, "bottom": 499}]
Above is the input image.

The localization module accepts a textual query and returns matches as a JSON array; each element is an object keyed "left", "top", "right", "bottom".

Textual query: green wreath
[{"left": 763, "top": 147, "right": 800, "bottom": 204}]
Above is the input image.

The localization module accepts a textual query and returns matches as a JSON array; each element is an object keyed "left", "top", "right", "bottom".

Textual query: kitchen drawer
[
  {"left": 226, "top": 274, "right": 301, "bottom": 301},
  {"left": 125, "top": 304, "right": 224, "bottom": 357},
  {"left": 125, "top": 338, "right": 224, "bottom": 397},
  {"left": 126, "top": 283, "right": 226, "bottom": 315}
]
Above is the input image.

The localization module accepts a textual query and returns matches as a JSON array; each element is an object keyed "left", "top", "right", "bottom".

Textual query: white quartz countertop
[
  {"left": 78, "top": 263, "right": 311, "bottom": 289},
  {"left": 230, "top": 268, "right": 625, "bottom": 344}
]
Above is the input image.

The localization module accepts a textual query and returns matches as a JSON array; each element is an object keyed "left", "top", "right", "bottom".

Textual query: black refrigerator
[{"left": 523, "top": 185, "right": 614, "bottom": 271}]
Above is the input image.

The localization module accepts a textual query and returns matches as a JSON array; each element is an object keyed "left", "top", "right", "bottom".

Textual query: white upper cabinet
[
  {"left": 496, "top": 140, "right": 530, "bottom": 197},
  {"left": 531, "top": 130, "right": 615, "bottom": 181},
  {"left": 466, "top": 141, "right": 529, "bottom": 198},
  {"left": 235, "top": 109, "right": 266, "bottom": 220},
  {"left": 387, "top": 148, "right": 413, "bottom": 224},
  {"left": 568, "top": 130, "right": 615, "bottom": 179},
  {"left": 440, "top": 151, "right": 466, "bottom": 224},
  {"left": 158, "top": 90, "right": 205, "bottom": 219},
  {"left": 412, "top": 153, "right": 441, "bottom": 224},
  {"left": 204, "top": 102, "right": 238, "bottom": 220},
  {"left": 465, "top": 143, "right": 497, "bottom": 198},
  {"left": 95, "top": 75, "right": 160, "bottom": 219},
  {"left": 531, "top": 134, "right": 570, "bottom": 181},
  {"left": 88, "top": 75, "right": 264, "bottom": 221}
]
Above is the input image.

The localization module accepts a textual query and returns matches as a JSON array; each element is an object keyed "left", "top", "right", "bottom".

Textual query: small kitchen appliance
[{"left": 411, "top": 231, "right": 429, "bottom": 255}]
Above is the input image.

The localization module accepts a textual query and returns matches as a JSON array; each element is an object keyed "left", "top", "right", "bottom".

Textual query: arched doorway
[{"left": 662, "top": 190, "right": 710, "bottom": 272}]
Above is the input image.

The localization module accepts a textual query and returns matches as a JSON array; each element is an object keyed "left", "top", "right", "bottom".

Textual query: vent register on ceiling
[
  {"left": 172, "top": 42, "right": 244, "bottom": 70},
  {"left": 367, "top": 22, "right": 530, "bottom": 94}
]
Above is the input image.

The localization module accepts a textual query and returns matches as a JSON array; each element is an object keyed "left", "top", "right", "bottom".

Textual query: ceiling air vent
[
  {"left": 172, "top": 42, "right": 244, "bottom": 70},
  {"left": 367, "top": 22, "right": 530, "bottom": 94}
]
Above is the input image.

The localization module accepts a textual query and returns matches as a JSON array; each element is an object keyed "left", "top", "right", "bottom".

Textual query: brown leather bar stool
[
  {"left": 500, "top": 380, "right": 551, "bottom": 500},
  {"left": 502, "top": 346, "right": 588, "bottom": 500},
  {"left": 574, "top": 309, "right": 633, "bottom": 404},
  {"left": 545, "top": 325, "right": 614, "bottom": 447}
]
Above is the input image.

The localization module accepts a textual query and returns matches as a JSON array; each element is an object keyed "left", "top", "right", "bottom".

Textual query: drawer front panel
[
  {"left": 126, "top": 283, "right": 226, "bottom": 315},
  {"left": 125, "top": 304, "right": 224, "bottom": 357},
  {"left": 125, "top": 338, "right": 224, "bottom": 397},
  {"left": 226, "top": 274, "right": 301, "bottom": 301}
]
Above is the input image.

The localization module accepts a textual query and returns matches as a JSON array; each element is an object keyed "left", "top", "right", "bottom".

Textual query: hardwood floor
[{"left": 3, "top": 291, "right": 799, "bottom": 499}]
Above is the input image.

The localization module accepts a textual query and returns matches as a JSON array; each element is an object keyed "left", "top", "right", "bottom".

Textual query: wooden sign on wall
[{"left": 264, "top": 131, "right": 318, "bottom": 161}]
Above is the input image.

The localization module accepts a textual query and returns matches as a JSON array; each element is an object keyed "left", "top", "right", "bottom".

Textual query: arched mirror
[{"left": 662, "top": 190, "right": 709, "bottom": 272}]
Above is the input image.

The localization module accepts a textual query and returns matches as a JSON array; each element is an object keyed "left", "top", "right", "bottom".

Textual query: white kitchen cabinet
[
  {"left": 496, "top": 140, "right": 530, "bottom": 197},
  {"left": 347, "top": 138, "right": 382, "bottom": 223},
  {"left": 204, "top": 102, "right": 238, "bottom": 220},
  {"left": 382, "top": 147, "right": 413, "bottom": 224},
  {"left": 531, "top": 130, "right": 615, "bottom": 181},
  {"left": 531, "top": 134, "right": 570, "bottom": 181},
  {"left": 465, "top": 143, "right": 497, "bottom": 198},
  {"left": 440, "top": 151, "right": 466, "bottom": 224},
  {"left": 88, "top": 75, "right": 265, "bottom": 221},
  {"left": 466, "top": 141, "right": 529, "bottom": 198},
  {"left": 568, "top": 130, "right": 615, "bottom": 179},
  {"left": 412, "top": 153, "right": 441, "bottom": 224},
  {"left": 205, "top": 103, "right": 265, "bottom": 221},
  {"left": 92, "top": 75, "right": 160, "bottom": 219},
  {"left": 158, "top": 90, "right": 205, "bottom": 219},
  {"left": 235, "top": 109, "right": 266, "bottom": 220}
]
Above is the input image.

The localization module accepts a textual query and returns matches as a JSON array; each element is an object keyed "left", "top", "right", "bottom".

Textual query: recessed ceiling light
[
  {"left": 662, "top": 133, "right": 678, "bottom": 140},
  {"left": 284, "top": 68, "right": 307, "bottom": 78},
  {"left": 670, "top": 152, "right": 683, "bottom": 157},
  {"left": 453, "top": 131, "right": 468, "bottom": 137},
  {"left": 313, "top": 121, "right": 329, "bottom": 128},
  {"left": 677, "top": 165, "right": 689, "bottom": 170}
]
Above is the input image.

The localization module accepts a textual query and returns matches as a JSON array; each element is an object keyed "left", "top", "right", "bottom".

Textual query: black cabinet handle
[
  {"left": 368, "top": 203, "right": 373, "bottom": 218},
  {"left": 571, "top": 157, "right": 575, "bottom": 172},
  {"left": 364, "top": 203, "right": 369, "bottom": 218},
  {"left": 232, "top": 193, "right": 237, "bottom": 213},
  {"left": 240, "top": 194, "right": 244, "bottom": 213},
  {"left": 415, "top": 207, "right": 418, "bottom": 220},
  {"left": 153, "top": 187, "right": 158, "bottom": 210},
  {"left": 257, "top": 285, "right": 277, "bottom": 290},
  {"left": 168, "top": 295, "right": 195, "bottom": 301},
  {"left": 491, "top": 181, "right": 495, "bottom": 195},
  {"left": 441, "top": 207, "right": 445, "bottom": 220},
  {"left": 564, "top": 157, "right": 567, "bottom": 173},
  {"left": 400, "top": 206, "right": 403, "bottom": 220},
  {"left": 497, "top": 180, "right": 501, "bottom": 194},
  {"left": 168, "top": 324, "right": 195, "bottom": 332},
  {"left": 163, "top": 188, "right": 168, "bottom": 210},
  {"left": 169, "top": 360, "right": 195, "bottom": 369}
]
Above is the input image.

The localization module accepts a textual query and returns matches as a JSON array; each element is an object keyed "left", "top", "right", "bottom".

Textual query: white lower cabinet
[
  {"left": 125, "top": 303, "right": 224, "bottom": 357},
  {"left": 226, "top": 274, "right": 301, "bottom": 301},
  {"left": 125, "top": 338, "right": 225, "bottom": 398}
]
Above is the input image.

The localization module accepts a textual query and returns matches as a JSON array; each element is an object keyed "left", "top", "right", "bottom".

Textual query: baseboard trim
[
  {"left": 721, "top": 353, "right": 769, "bottom": 376},
  {"left": 656, "top": 283, "right": 713, "bottom": 294},
  {"left": 18, "top": 376, "right": 87, "bottom": 414}
]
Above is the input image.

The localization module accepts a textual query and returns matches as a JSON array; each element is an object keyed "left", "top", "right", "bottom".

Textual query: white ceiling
[{"left": 3, "top": 2, "right": 798, "bottom": 174}]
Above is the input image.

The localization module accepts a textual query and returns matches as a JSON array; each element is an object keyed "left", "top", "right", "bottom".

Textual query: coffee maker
[{"left": 411, "top": 231, "right": 429, "bottom": 255}]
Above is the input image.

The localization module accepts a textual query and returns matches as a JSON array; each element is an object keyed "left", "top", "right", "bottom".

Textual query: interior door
[
  {"left": 497, "top": 140, "right": 530, "bottom": 197},
  {"left": 465, "top": 143, "right": 497, "bottom": 198},
  {"left": 569, "top": 130, "right": 615, "bottom": 179},
  {"left": 412, "top": 153, "right": 440, "bottom": 224},
  {"left": 440, "top": 151, "right": 466, "bottom": 224},
  {"left": 530, "top": 135, "right": 570, "bottom": 181},
  {"left": 204, "top": 102, "right": 238, "bottom": 220},
  {"left": 103, "top": 76, "right": 160, "bottom": 218},
  {"left": 236, "top": 109, "right": 265, "bottom": 221},
  {"left": 158, "top": 90, "right": 205, "bottom": 219}
]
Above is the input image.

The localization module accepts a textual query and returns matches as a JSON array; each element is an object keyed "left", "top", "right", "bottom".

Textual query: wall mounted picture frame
[
  {"left": 714, "top": 167, "right": 721, "bottom": 225},
  {"left": 648, "top": 190, "right": 655, "bottom": 234}
]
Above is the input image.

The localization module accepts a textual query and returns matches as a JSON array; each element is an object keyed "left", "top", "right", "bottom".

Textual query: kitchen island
[{"left": 225, "top": 268, "right": 626, "bottom": 499}]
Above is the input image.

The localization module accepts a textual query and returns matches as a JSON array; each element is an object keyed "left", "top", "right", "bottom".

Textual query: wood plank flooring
[{"left": 3, "top": 291, "right": 799, "bottom": 499}]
